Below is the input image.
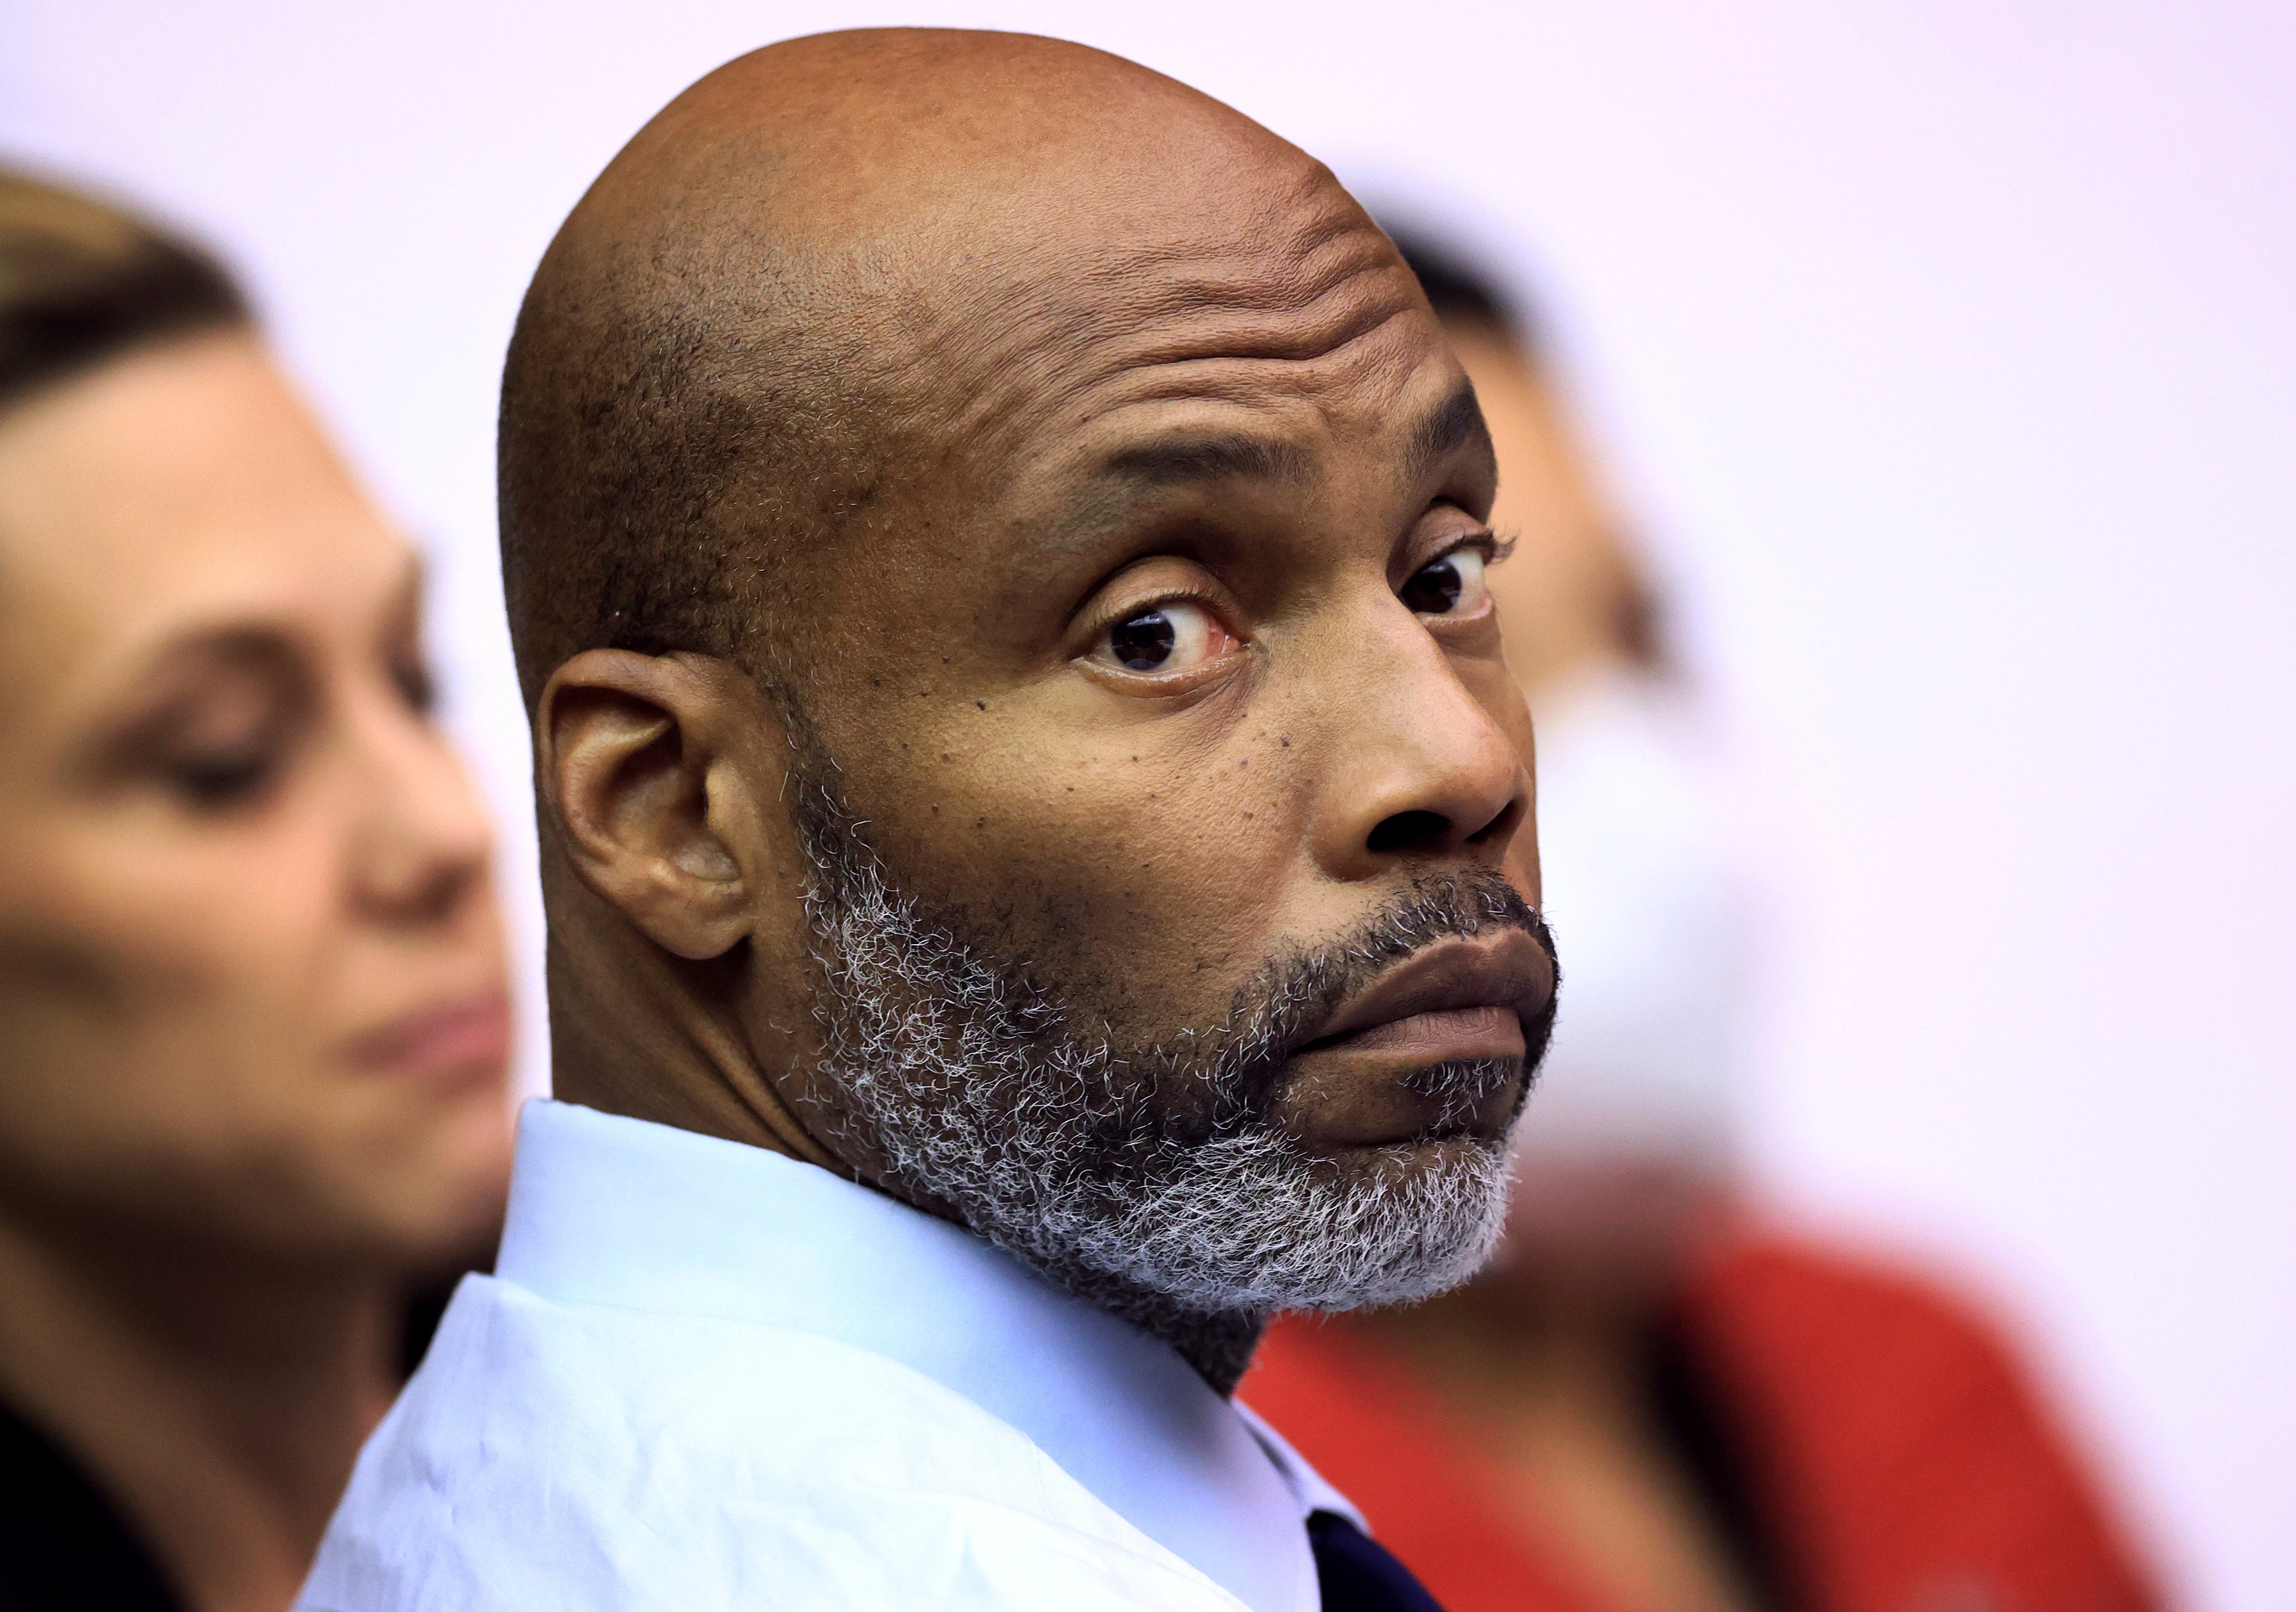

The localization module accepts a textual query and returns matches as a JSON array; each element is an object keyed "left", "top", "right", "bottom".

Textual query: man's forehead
[
  {"left": 786, "top": 179, "right": 1492, "bottom": 617},
  {"left": 1028, "top": 359, "right": 1494, "bottom": 570},
  {"left": 900, "top": 198, "right": 1447, "bottom": 467},
  {"left": 590, "top": 30, "right": 1448, "bottom": 487}
]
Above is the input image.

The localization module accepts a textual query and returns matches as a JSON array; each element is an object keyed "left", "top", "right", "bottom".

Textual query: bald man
[{"left": 302, "top": 29, "right": 1558, "bottom": 1612}]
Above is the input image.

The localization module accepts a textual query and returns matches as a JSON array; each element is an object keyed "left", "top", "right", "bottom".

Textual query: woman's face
[{"left": 0, "top": 332, "right": 512, "bottom": 1268}]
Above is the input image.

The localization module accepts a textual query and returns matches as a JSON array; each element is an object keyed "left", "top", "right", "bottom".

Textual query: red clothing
[{"left": 1242, "top": 1233, "right": 2160, "bottom": 1612}]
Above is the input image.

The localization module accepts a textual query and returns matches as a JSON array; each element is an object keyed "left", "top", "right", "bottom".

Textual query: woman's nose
[{"left": 348, "top": 699, "right": 496, "bottom": 926}]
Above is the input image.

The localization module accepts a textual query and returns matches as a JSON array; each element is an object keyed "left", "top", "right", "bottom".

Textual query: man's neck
[
  {"left": 1159, "top": 1307, "right": 1269, "bottom": 1398},
  {"left": 544, "top": 915, "right": 836, "bottom": 1168},
  {"left": 1045, "top": 1264, "right": 1269, "bottom": 1396},
  {"left": 0, "top": 1211, "right": 397, "bottom": 1612}
]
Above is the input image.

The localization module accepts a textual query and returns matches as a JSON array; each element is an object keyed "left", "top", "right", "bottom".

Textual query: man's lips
[
  {"left": 1300, "top": 929, "right": 1555, "bottom": 1063},
  {"left": 1333, "top": 1003, "right": 1524, "bottom": 1061},
  {"left": 1279, "top": 928, "right": 1554, "bottom": 1149}
]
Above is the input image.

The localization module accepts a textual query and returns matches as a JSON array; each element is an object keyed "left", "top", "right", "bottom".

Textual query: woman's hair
[{"left": 0, "top": 165, "right": 251, "bottom": 413}]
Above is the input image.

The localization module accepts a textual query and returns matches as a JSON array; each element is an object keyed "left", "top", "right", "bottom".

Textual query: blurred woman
[{"left": 0, "top": 170, "right": 513, "bottom": 1612}]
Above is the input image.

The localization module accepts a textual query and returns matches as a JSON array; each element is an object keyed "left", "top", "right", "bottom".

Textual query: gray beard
[{"left": 785, "top": 765, "right": 1548, "bottom": 1391}]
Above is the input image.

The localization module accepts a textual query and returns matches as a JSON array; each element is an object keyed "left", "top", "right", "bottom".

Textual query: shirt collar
[{"left": 495, "top": 1099, "right": 1357, "bottom": 1612}]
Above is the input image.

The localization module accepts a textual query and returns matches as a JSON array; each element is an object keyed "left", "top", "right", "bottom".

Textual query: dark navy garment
[
  {"left": 0, "top": 1398, "right": 180, "bottom": 1612},
  {"left": 1309, "top": 1510, "right": 1448, "bottom": 1612}
]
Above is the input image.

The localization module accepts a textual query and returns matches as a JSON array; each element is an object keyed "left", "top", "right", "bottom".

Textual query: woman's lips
[{"left": 347, "top": 991, "right": 511, "bottom": 1087}]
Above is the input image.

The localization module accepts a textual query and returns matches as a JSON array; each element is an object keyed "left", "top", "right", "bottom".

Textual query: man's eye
[
  {"left": 1400, "top": 546, "right": 1490, "bottom": 617},
  {"left": 1096, "top": 600, "right": 1237, "bottom": 674}
]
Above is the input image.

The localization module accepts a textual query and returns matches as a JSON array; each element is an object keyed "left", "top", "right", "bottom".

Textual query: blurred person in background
[
  {"left": 0, "top": 168, "right": 515, "bottom": 1612},
  {"left": 1241, "top": 231, "right": 2164, "bottom": 1612}
]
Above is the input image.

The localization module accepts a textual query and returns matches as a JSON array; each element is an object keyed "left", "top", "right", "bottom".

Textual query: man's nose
[
  {"left": 347, "top": 699, "right": 496, "bottom": 926},
  {"left": 1309, "top": 609, "right": 1529, "bottom": 880}
]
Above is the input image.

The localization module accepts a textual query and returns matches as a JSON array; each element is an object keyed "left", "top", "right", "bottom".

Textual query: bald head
[{"left": 501, "top": 27, "right": 1383, "bottom": 703}]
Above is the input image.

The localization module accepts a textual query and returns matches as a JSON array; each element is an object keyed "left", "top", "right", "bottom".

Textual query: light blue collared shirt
[{"left": 302, "top": 1100, "right": 1356, "bottom": 1612}]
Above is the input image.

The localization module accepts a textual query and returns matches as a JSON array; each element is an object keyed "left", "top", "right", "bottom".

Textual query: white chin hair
[{"left": 1017, "top": 1127, "right": 1518, "bottom": 1314}]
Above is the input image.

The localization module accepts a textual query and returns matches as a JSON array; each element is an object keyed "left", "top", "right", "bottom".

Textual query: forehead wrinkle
[
  {"left": 918, "top": 208, "right": 1418, "bottom": 463},
  {"left": 927, "top": 280, "right": 1427, "bottom": 519},
  {"left": 1027, "top": 336, "right": 1491, "bottom": 578},
  {"left": 1086, "top": 236, "right": 1413, "bottom": 384},
  {"left": 1108, "top": 211, "right": 1408, "bottom": 362},
  {"left": 1057, "top": 309, "right": 1441, "bottom": 521}
]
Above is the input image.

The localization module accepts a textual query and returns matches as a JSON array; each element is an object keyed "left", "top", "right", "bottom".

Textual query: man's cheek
[{"left": 990, "top": 825, "right": 1279, "bottom": 1029}]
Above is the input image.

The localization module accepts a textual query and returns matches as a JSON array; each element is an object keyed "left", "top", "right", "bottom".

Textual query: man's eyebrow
[
  {"left": 1100, "top": 432, "right": 1313, "bottom": 487},
  {"left": 1408, "top": 378, "right": 1492, "bottom": 487},
  {"left": 1051, "top": 376, "right": 1496, "bottom": 560},
  {"left": 1093, "top": 374, "right": 1488, "bottom": 496}
]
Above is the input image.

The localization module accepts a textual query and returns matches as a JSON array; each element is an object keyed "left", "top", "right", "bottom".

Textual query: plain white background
[{"left": 4, "top": 4, "right": 2289, "bottom": 1606}]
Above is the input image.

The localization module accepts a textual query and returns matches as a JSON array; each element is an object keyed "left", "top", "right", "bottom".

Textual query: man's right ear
[{"left": 536, "top": 650, "right": 773, "bottom": 961}]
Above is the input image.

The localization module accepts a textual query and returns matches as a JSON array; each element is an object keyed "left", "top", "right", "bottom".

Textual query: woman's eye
[
  {"left": 162, "top": 741, "right": 283, "bottom": 811},
  {"left": 1400, "top": 545, "right": 1490, "bottom": 617},
  {"left": 1095, "top": 600, "right": 1238, "bottom": 675}
]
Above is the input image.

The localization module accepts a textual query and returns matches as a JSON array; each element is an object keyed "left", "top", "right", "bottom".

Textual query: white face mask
[{"left": 1515, "top": 667, "right": 1752, "bottom": 1179}]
